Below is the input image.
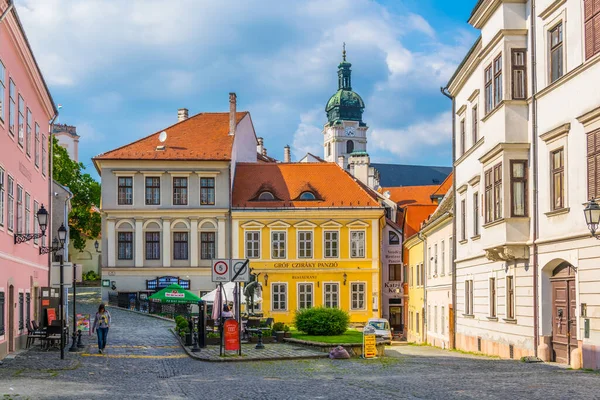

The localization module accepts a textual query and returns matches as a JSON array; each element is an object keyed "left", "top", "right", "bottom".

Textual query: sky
[{"left": 15, "top": 0, "right": 478, "bottom": 180}]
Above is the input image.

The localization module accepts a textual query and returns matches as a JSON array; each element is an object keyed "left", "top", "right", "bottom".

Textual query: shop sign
[
  {"left": 224, "top": 319, "right": 239, "bottom": 351},
  {"left": 384, "top": 282, "right": 403, "bottom": 297},
  {"left": 273, "top": 262, "right": 338, "bottom": 269},
  {"left": 384, "top": 249, "right": 402, "bottom": 264},
  {"left": 363, "top": 325, "right": 377, "bottom": 359}
]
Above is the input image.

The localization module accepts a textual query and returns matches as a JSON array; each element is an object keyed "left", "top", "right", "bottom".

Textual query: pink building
[{"left": 0, "top": 1, "right": 57, "bottom": 358}]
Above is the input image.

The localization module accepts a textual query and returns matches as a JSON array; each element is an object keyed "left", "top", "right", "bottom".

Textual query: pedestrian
[
  {"left": 222, "top": 304, "right": 234, "bottom": 319},
  {"left": 92, "top": 303, "right": 111, "bottom": 354}
]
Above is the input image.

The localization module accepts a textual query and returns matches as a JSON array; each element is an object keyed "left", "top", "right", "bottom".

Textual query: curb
[{"left": 105, "top": 305, "right": 175, "bottom": 323}]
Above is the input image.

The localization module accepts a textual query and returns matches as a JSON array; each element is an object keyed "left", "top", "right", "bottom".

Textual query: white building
[
  {"left": 447, "top": 0, "right": 600, "bottom": 368},
  {"left": 53, "top": 124, "right": 79, "bottom": 162}
]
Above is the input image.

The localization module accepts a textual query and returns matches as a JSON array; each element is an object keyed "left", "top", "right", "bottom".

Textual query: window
[
  {"left": 506, "top": 275, "right": 515, "bottom": 319},
  {"left": 324, "top": 283, "right": 339, "bottom": 308},
  {"left": 350, "top": 231, "right": 365, "bottom": 258},
  {"left": 0, "top": 292, "right": 4, "bottom": 336},
  {"left": 473, "top": 192, "right": 479, "bottom": 236},
  {"left": 173, "top": 177, "right": 188, "bottom": 205},
  {"left": 16, "top": 185, "right": 23, "bottom": 234},
  {"left": 485, "top": 65, "right": 493, "bottom": 113},
  {"left": 245, "top": 231, "right": 260, "bottom": 259},
  {"left": 389, "top": 231, "right": 400, "bottom": 245},
  {"left": 410, "top": 266, "right": 414, "bottom": 286},
  {"left": 117, "top": 177, "right": 133, "bottom": 205},
  {"left": 272, "top": 283, "right": 287, "bottom": 311},
  {"left": 428, "top": 248, "right": 431, "bottom": 277},
  {"left": 511, "top": 161, "right": 527, "bottom": 217},
  {"left": 298, "top": 283, "right": 313, "bottom": 309},
  {"left": 271, "top": 231, "right": 286, "bottom": 259},
  {"left": 346, "top": 140, "right": 354, "bottom": 154},
  {"left": 416, "top": 312, "right": 420, "bottom": 334},
  {"left": 258, "top": 191, "right": 275, "bottom": 201},
  {"left": 42, "top": 135, "right": 47, "bottom": 176},
  {"left": 33, "top": 201, "right": 38, "bottom": 244},
  {"left": 485, "top": 163, "right": 502, "bottom": 223},
  {"left": 0, "top": 168, "right": 4, "bottom": 227},
  {"left": 26, "top": 109, "right": 32, "bottom": 156},
  {"left": 551, "top": 148, "right": 564, "bottom": 210},
  {"left": 389, "top": 264, "right": 402, "bottom": 281},
  {"left": 494, "top": 163, "right": 503, "bottom": 220},
  {"left": 18, "top": 95, "right": 24, "bottom": 146},
  {"left": 0, "top": 62, "right": 4, "bottom": 122},
  {"left": 201, "top": 232, "right": 216, "bottom": 260},
  {"left": 584, "top": 0, "right": 600, "bottom": 60},
  {"left": 460, "top": 199, "right": 466, "bottom": 241},
  {"left": 550, "top": 23, "right": 563, "bottom": 83},
  {"left": 512, "top": 49, "right": 527, "bottom": 99},
  {"left": 25, "top": 293, "right": 30, "bottom": 328},
  {"left": 434, "top": 306, "right": 438, "bottom": 333},
  {"left": 434, "top": 244, "right": 438, "bottom": 275},
  {"left": 9, "top": 79, "right": 15, "bottom": 134},
  {"left": 298, "top": 231, "right": 312, "bottom": 258},
  {"left": 118, "top": 232, "right": 133, "bottom": 260},
  {"left": 7, "top": 176, "right": 14, "bottom": 231},
  {"left": 351, "top": 282, "right": 366, "bottom": 310},
  {"left": 465, "top": 280, "right": 474, "bottom": 315},
  {"left": 324, "top": 231, "right": 338, "bottom": 257},
  {"left": 145, "top": 232, "right": 160, "bottom": 260},
  {"left": 441, "top": 306, "right": 445, "bottom": 335},
  {"left": 200, "top": 177, "right": 215, "bottom": 205},
  {"left": 489, "top": 277, "right": 497, "bottom": 318},
  {"left": 299, "top": 191, "right": 316, "bottom": 200},
  {"left": 145, "top": 177, "right": 160, "bottom": 205},
  {"left": 441, "top": 240, "right": 445, "bottom": 275},
  {"left": 460, "top": 119, "right": 466, "bottom": 155},
  {"left": 493, "top": 54, "right": 503, "bottom": 106},
  {"left": 416, "top": 263, "right": 421, "bottom": 286},
  {"left": 34, "top": 124, "right": 40, "bottom": 167},
  {"left": 25, "top": 193, "right": 30, "bottom": 236},
  {"left": 18, "top": 293, "right": 23, "bottom": 330},
  {"left": 472, "top": 105, "right": 478, "bottom": 144},
  {"left": 327, "top": 142, "right": 331, "bottom": 157},
  {"left": 173, "top": 232, "right": 189, "bottom": 260},
  {"left": 449, "top": 237, "right": 453, "bottom": 269}
]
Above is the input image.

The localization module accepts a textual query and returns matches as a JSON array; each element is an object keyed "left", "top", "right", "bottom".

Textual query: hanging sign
[
  {"left": 363, "top": 325, "right": 377, "bottom": 359},
  {"left": 212, "top": 260, "right": 230, "bottom": 282},
  {"left": 224, "top": 319, "right": 240, "bottom": 351}
]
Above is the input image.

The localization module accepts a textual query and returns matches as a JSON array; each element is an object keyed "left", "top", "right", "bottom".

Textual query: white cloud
[{"left": 291, "top": 108, "right": 323, "bottom": 160}]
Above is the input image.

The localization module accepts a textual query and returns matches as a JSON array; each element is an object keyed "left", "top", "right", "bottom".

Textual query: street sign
[
  {"left": 231, "top": 259, "right": 250, "bottom": 282},
  {"left": 363, "top": 325, "right": 377, "bottom": 359},
  {"left": 211, "top": 259, "right": 230, "bottom": 282}
]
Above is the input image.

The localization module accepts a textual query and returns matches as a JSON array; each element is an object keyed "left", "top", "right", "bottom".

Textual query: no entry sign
[{"left": 211, "top": 259, "right": 230, "bottom": 282}]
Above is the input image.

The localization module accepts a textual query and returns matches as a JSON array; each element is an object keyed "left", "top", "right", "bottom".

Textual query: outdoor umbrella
[
  {"left": 148, "top": 283, "right": 201, "bottom": 304},
  {"left": 211, "top": 284, "right": 222, "bottom": 321},
  {"left": 202, "top": 282, "right": 261, "bottom": 304}
]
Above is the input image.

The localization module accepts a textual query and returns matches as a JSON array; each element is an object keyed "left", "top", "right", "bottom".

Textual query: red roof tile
[
  {"left": 431, "top": 172, "right": 453, "bottom": 198},
  {"left": 382, "top": 185, "right": 439, "bottom": 207}
]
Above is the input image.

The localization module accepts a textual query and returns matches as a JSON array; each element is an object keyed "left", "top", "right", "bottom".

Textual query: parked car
[{"left": 367, "top": 318, "right": 392, "bottom": 340}]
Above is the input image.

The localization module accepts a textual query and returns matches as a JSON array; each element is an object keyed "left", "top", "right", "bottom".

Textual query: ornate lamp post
[
  {"left": 584, "top": 199, "right": 600, "bottom": 239},
  {"left": 14, "top": 204, "right": 48, "bottom": 244},
  {"left": 40, "top": 237, "right": 61, "bottom": 255},
  {"left": 56, "top": 223, "right": 68, "bottom": 360}
]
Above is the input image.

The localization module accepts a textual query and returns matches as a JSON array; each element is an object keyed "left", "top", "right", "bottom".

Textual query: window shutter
[
  {"left": 595, "top": 15, "right": 600, "bottom": 55},
  {"left": 589, "top": 132, "right": 598, "bottom": 199},
  {"left": 595, "top": 0, "right": 600, "bottom": 14},
  {"left": 585, "top": 0, "right": 594, "bottom": 21},
  {"left": 586, "top": 19, "right": 595, "bottom": 59}
]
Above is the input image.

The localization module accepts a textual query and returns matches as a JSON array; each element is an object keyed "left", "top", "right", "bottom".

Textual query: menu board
[{"left": 76, "top": 313, "right": 91, "bottom": 334}]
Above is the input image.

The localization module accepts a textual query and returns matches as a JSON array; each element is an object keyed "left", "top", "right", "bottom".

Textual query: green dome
[
  {"left": 325, "top": 50, "right": 366, "bottom": 125},
  {"left": 326, "top": 89, "right": 365, "bottom": 112}
]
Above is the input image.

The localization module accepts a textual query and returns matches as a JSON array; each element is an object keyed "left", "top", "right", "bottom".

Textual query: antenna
[{"left": 159, "top": 131, "right": 167, "bottom": 143}]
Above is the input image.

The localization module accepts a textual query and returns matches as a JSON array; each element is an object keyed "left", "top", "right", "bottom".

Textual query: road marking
[
  {"left": 81, "top": 353, "right": 187, "bottom": 359},
  {"left": 103, "top": 345, "right": 179, "bottom": 349}
]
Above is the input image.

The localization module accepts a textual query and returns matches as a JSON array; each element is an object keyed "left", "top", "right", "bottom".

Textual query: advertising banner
[
  {"left": 76, "top": 313, "right": 91, "bottom": 334},
  {"left": 224, "top": 319, "right": 240, "bottom": 351}
]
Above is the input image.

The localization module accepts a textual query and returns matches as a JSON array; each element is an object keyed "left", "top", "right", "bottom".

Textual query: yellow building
[
  {"left": 405, "top": 233, "right": 425, "bottom": 343},
  {"left": 232, "top": 163, "right": 385, "bottom": 325}
]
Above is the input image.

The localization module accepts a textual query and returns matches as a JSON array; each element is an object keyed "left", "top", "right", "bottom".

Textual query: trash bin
[{"left": 275, "top": 331, "right": 285, "bottom": 343}]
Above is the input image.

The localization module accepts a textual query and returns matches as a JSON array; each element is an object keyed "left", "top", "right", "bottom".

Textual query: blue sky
[{"left": 16, "top": 0, "right": 477, "bottom": 180}]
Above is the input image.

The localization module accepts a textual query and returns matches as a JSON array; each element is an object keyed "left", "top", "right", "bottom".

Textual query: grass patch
[{"left": 291, "top": 329, "right": 363, "bottom": 344}]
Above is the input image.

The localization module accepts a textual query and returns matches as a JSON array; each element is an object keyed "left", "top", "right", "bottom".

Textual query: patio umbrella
[
  {"left": 202, "top": 282, "right": 261, "bottom": 304},
  {"left": 211, "top": 284, "right": 222, "bottom": 321},
  {"left": 232, "top": 283, "right": 238, "bottom": 319},
  {"left": 148, "top": 284, "right": 201, "bottom": 304}
]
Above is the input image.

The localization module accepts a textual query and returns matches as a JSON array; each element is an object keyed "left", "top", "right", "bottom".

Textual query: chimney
[
  {"left": 337, "top": 155, "right": 345, "bottom": 168},
  {"left": 262, "top": 147, "right": 267, "bottom": 156},
  {"left": 284, "top": 145, "right": 291, "bottom": 163},
  {"left": 177, "top": 108, "right": 188, "bottom": 122},
  {"left": 229, "top": 92, "right": 237, "bottom": 136},
  {"left": 257, "top": 137, "right": 264, "bottom": 155}
]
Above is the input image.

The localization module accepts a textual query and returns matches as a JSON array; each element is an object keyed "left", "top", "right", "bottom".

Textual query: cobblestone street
[{"left": 0, "top": 288, "right": 597, "bottom": 399}]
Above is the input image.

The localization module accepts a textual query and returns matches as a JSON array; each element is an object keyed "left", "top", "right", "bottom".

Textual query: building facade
[
  {"left": 53, "top": 124, "right": 79, "bottom": 162},
  {"left": 405, "top": 233, "right": 424, "bottom": 343},
  {"left": 0, "top": 0, "right": 56, "bottom": 358},
  {"left": 232, "top": 163, "right": 384, "bottom": 325}
]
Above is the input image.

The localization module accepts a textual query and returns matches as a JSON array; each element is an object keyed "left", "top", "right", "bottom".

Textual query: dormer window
[
  {"left": 258, "top": 191, "right": 275, "bottom": 201},
  {"left": 299, "top": 191, "right": 316, "bottom": 200}
]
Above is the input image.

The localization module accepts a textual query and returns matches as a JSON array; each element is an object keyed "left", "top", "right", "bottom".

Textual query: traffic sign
[
  {"left": 231, "top": 259, "right": 250, "bottom": 282},
  {"left": 211, "top": 259, "right": 230, "bottom": 282}
]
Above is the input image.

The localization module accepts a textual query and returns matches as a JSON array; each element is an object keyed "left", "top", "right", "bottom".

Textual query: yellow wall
[
  {"left": 406, "top": 238, "right": 425, "bottom": 343},
  {"left": 233, "top": 211, "right": 383, "bottom": 325}
]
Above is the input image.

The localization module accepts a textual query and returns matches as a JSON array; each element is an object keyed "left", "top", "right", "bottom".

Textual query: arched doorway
[
  {"left": 8, "top": 285, "right": 14, "bottom": 352},
  {"left": 550, "top": 262, "right": 577, "bottom": 364}
]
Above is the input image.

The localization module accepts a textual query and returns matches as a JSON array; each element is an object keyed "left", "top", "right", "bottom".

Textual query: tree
[{"left": 52, "top": 137, "right": 101, "bottom": 251}]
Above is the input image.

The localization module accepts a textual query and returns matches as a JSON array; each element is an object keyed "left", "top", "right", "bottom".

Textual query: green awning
[{"left": 148, "top": 284, "right": 201, "bottom": 304}]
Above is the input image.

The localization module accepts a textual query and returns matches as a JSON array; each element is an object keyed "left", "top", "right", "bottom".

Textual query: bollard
[
  {"left": 255, "top": 330, "right": 265, "bottom": 350},
  {"left": 68, "top": 330, "right": 78, "bottom": 352},
  {"left": 77, "top": 330, "right": 84, "bottom": 348},
  {"left": 191, "top": 330, "right": 200, "bottom": 353}
]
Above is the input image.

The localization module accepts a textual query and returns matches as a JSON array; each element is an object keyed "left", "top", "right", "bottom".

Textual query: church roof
[
  {"left": 325, "top": 47, "right": 365, "bottom": 126},
  {"left": 372, "top": 163, "right": 452, "bottom": 187}
]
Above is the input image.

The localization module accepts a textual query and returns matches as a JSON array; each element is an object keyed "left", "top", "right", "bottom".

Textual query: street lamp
[
  {"left": 14, "top": 204, "right": 48, "bottom": 244},
  {"left": 57, "top": 223, "right": 67, "bottom": 360},
  {"left": 584, "top": 199, "right": 600, "bottom": 239},
  {"left": 263, "top": 273, "right": 269, "bottom": 285},
  {"left": 40, "top": 237, "right": 61, "bottom": 255}
]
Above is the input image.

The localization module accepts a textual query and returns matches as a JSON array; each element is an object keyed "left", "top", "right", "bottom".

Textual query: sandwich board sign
[
  {"left": 231, "top": 259, "right": 250, "bottom": 282},
  {"left": 211, "top": 259, "right": 230, "bottom": 282},
  {"left": 363, "top": 325, "right": 377, "bottom": 359}
]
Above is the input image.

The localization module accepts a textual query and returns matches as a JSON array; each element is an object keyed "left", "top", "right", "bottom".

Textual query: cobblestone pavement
[{"left": 0, "top": 288, "right": 599, "bottom": 399}]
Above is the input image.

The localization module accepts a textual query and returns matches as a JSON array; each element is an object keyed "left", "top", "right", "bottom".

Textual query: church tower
[{"left": 323, "top": 45, "right": 368, "bottom": 170}]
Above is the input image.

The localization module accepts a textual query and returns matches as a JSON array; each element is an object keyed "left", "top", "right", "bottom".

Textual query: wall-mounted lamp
[
  {"left": 94, "top": 240, "right": 101, "bottom": 253},
  {"left": 343, "top": 273, "right": 347, "bottom": 285},
  {"left": 584, "top": 199, "right": 600, "bottom": 238},
  {"left": 317, "top": 281, "right": 320, "bottom": 288},
  {"left": 264, "top": 273, "right": 269, "bottom": 285},
  {"left": 14, "top": 204, "right": 49, "bottom": 244}
]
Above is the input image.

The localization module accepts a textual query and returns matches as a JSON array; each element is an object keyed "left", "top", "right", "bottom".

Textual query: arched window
[
  {"left": 346, "top": 140, "right": 354, "bottom": 154},
  {"left": 299, "top": 192, "right": 316, "bottom": 200},
  {"left": 327, "top": 142, "right": 331, "bottom": 157},
  {"left": 258, "top": 191, "right": 275, "bottom": 201},
  {"left": 389, "top": 231, "right": 400, "bottom": 245}
]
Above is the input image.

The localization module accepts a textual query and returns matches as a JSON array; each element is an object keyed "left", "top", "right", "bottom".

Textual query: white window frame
[
  {"left": 24, "top": 192, "right": 30, "bottom": 237},
  {"left": 16, "top": 184, "right": 23, "bottom": 234},
  {"left": 297, "top": 283, "right": 313, "bottom": 310},
  {"left": 434, "top": 243, "right": 438, "bottom": 276},
  {"left": 323, "top": 282, "right": 339, "bottom": 308},
  {"left": 349, "top": 230, "right": 365, "bottom": 258},
  {"left": 33, "top": 201, "right": 38, "bottom": 244},
  {"left": 271, "top": 230, "right": 286, "bottom": 259},
  {"left": 441, "top": 240, "right": 445, "bottom": 275},
  {"left": 350, "top": 281, "right": 366, "bottom": 310},
  {"left": 323, "top": 230, "right": 339, "bottom": 258},
  {"left": 506, "top": 274, "right": 515, "bottom": 320},
  {"left": 117, "top": 176, "right": 134, "bottom": 206},
  {"left": 434, "top": 305, "right": 438, "bottom": 333},
  {"left": 441, "top": 306, "right": 445, "bottom": 336},
  {"left": 0, "top": 167, "right": 4, "bottom": 228},
  {"left": 297, "top": 230, "right": 313, "bottom": 258},
  {"left": 144, "top": 176, "right": 161, "bottom": 206},
  {"left": 245, "top": 230, "right": 261, "bottom": 259},
  {"left": 271, "top": 282, "right": 287, "bottom": 311}
]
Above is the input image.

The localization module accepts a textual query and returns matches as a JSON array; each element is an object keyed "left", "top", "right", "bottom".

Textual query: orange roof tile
[
  {"left": 382, "top": 185, "right": 439, "bottom": 207},
  {"left": 94, "top": 112, "right": 249, "bottom": 162},
  {"left": 233, "top": 163, "right": 381, "bottom": 208},
  {"left": 431, "top": 172, "right": 453, "bottom": 198}
]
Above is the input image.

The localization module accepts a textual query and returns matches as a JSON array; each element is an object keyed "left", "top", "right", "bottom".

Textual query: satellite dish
[
  {"left": 384, "top": 191, "right": 391, "bottom": 199},
  {"left": 159, "top": 131, "right": 167, "bottom": 143}
]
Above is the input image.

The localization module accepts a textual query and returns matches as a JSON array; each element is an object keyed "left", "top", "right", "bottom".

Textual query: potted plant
[
  {"left": 272, "top": 322, "right": 285, "bottom": 342},
  {"left": 206, "top": 332, "right": 220, "bottom": 345},
  {"left": 283, "top": 325, "right": 292, "bottom": 338}
]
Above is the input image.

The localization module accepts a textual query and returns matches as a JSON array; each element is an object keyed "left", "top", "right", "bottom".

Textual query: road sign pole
[{"left": 219, "top": 282, "right": 223, "bottom": 357}]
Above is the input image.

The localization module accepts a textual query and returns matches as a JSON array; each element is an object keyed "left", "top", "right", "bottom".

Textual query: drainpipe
[
  {"left": 418, "top": 231, "right": 427, "bottom": 343},
  {"left": 530, "top": 0, "right": 539, "bottom": 357},
  {"left": 47, "top": 112, "right": 59, "bottom": 285},
  {"left": 441, "top": 86, "right": 456, "bottom": 350},
  {"left": 0, "top": 0, "right": 14, "bottom": 24}
]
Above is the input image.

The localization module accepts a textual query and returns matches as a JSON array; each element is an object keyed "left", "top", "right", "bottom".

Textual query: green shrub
[
  {"left": 272, "top": 322, "right": 285, "bottom": 332},
  {"left": 283, "top": 324, "right": 290, "bottom": 332},
  {"left": 294, "top": 307, "right": 349, "bottom": 336},
  {"left": 260, "top": 329, "right": 272, "bottom": 337},
  {"left": 207, "top": 332, "right": 220, "bottom": 338},
  {"left": 83, "top": 271, "right": 100, "bottom": 281}
]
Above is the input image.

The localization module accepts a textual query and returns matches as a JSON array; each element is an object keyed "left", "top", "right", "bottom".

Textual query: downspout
[
  {"left": 441, "top": 86, "right": 456, "bottom": 350},
  {"left": 417, "top": 231, "right": 426, "bottom": 343},
  {"left": 47, "top": 112, "right": 59, "bottom": 285},
  {"left": 529, "top": 0, "right": 539, "bottom": 357}
]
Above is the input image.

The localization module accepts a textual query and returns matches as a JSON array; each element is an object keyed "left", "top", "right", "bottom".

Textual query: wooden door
[
  {"left": 449, "top": 304, "right": 455, "bottom": 349},
  {"left": 389, "top": 306, "right": 402, "bottom": 333},
  {"left": 551, "top": 263, "right": 577, "bottom": 364},
  {"left": 8, "top": 285, "right": 14, "bottom": 352}
]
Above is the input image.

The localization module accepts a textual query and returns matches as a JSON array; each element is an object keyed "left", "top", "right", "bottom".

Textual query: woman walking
[{"left": 92, "top": 304, "right": 111, "bottom": 354}]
